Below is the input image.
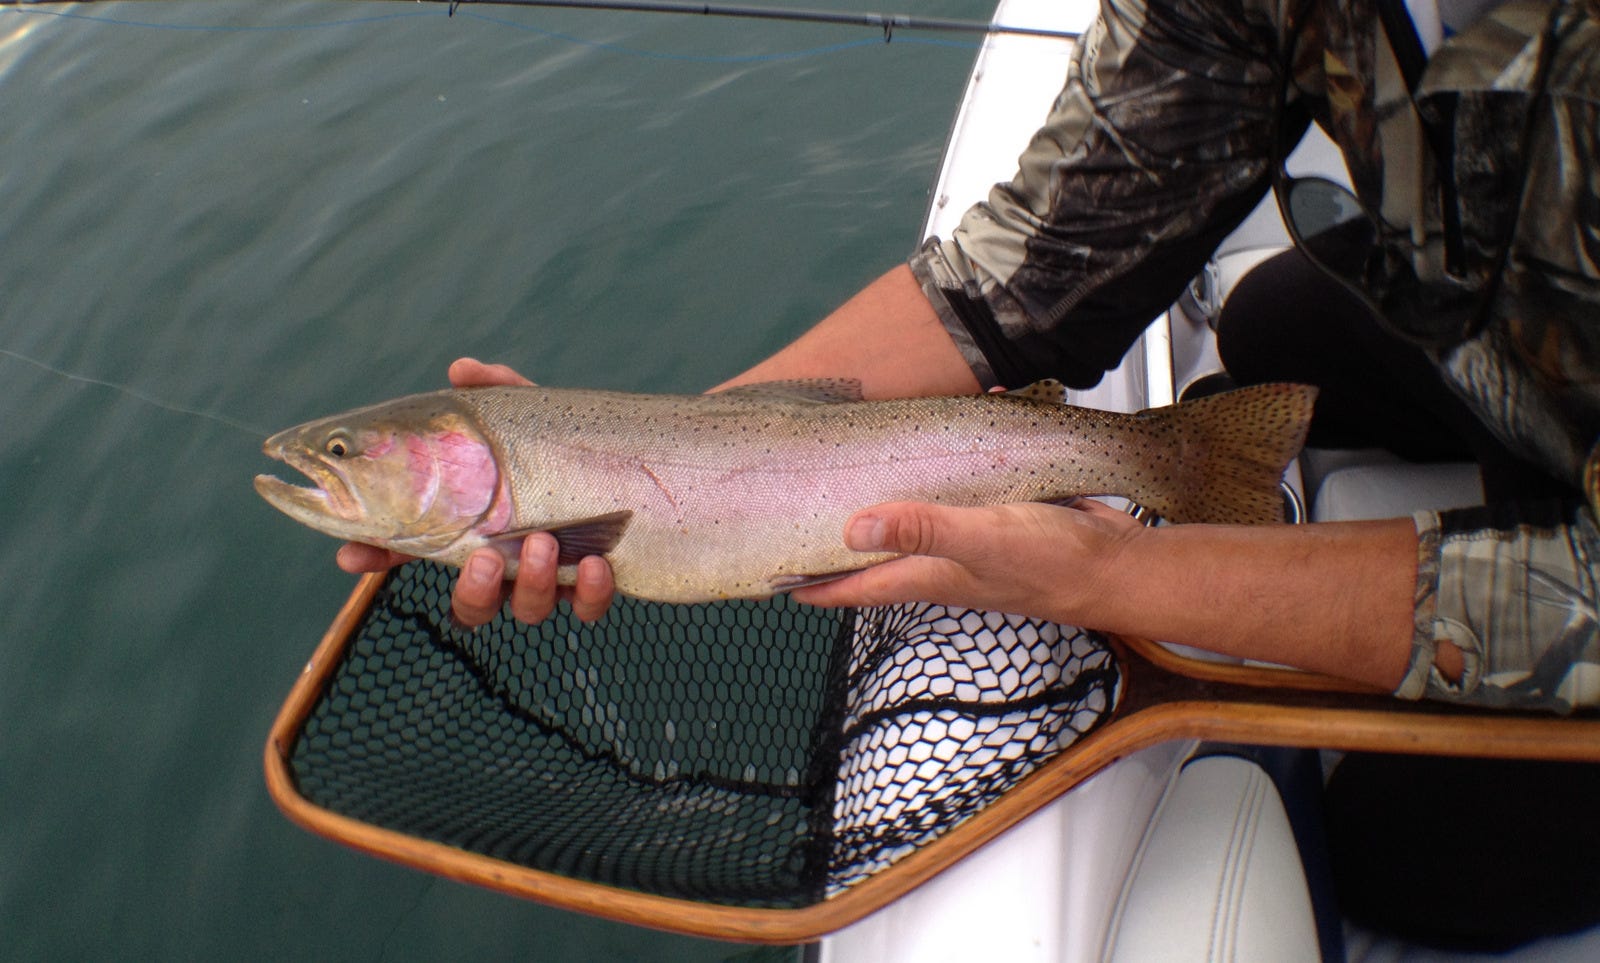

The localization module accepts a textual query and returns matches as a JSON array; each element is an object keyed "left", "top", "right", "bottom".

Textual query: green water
[{"left": 0, "top": 2, "right": 986, "bottom": 958}]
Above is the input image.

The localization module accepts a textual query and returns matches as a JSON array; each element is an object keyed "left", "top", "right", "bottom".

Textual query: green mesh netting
[{"left": 288, "top": 561, "right": 1121, "bottom": 908}]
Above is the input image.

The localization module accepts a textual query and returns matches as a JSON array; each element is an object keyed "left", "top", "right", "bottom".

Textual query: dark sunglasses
[{"left": 1272, "top": 169, "right": 1488, "bottom": 350}]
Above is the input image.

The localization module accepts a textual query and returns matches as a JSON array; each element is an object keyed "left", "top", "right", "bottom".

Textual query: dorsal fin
[
  {"left": 1004, "top": 379, "right": 1068, "bottom": 404},
  {"left": 716, "top": 379, "right": 864, "bottom": 404}
]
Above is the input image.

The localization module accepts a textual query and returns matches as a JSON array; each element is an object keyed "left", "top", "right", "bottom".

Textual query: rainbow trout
[{"left": 255, "top": 380, "right": 1315, "bottom": 602}]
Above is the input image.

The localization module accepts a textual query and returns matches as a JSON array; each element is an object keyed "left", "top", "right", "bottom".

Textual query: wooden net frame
[{"left": 265, "top": 568, "right": 1600, "bottom": 943}]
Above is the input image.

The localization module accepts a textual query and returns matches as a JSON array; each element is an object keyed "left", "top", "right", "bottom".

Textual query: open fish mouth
[{"left": 254, "top": 448, "right": 361, "bottom": 523}]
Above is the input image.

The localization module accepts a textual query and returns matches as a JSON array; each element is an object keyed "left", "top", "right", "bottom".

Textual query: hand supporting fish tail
[{"left": 790, "top": 498, "right": 1141, "bottom": 625}]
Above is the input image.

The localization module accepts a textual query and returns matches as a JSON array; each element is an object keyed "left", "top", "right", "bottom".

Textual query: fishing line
[
  {"left": 0, "top": 348, "right": 268, "bottom": 439},
  {"left": 0, "top": 6, "right": 436, "bottom": 33},
  {"left": 0, "top": 1, "right": 1076, "bottom": 439}
]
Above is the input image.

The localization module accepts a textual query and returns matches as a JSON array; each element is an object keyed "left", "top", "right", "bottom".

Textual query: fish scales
[
  {"left": 256, "top": 380, "right": 1317, "bottom": 603},
  {"left": 461, "top": 387, "right": 1160, "bottom": 600}
]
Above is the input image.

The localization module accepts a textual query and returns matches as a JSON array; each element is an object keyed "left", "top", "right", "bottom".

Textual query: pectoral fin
[{"left": 487, "top": 510, "right": 634, "bottom": 565}]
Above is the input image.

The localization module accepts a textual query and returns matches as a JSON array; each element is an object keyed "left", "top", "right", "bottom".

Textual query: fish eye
[{"left": 324, "top": 432, "right": 354, "bottom": 458}]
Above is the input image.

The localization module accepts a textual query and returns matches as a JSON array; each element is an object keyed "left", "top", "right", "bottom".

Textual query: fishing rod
[
  {"left": 0, "top": 0, "right": 1083, "bottom": 41},
  {"left": 435, "top": 0, "right": 1080, "bottom": 40}
]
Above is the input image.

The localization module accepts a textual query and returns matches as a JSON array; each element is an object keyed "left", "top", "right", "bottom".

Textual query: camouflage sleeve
[
  {"left": 1398, "top": 501, "right": 1600, "bottom": 712},
  {"left": 907, "top": 0, "right": 1286, "bottom": 390}
]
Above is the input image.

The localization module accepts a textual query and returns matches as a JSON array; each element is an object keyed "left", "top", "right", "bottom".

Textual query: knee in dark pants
[
  {"left": 1214, "top": 254, "right": 1298, "bottom": 387},
  {"left": 1212, "top": 249, "right": 1489, "bottom": 459},
  {"left": 1214, "top": 247, "right": 1375, "bottom": 389}
]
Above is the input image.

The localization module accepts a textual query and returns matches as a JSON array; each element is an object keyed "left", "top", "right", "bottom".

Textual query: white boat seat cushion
[
  {"left": 1103, "top": 755, "right": 1319, "bottom": 962},
  {"left": 1305, "top": 451, "right": 1484, "bottom": 523}
]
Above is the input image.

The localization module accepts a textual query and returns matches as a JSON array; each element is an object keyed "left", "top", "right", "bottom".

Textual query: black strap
[
  {"left": 1376, "top": 0, "right": 1466, "bottom": 276},
  {"left": 1376, "top": 0, "right": 1429, "bottom": 94}
]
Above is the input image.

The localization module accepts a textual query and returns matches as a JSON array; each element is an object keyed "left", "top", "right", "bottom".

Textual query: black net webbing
[{"left": 288, "top": 561, "right": 1122, "bottom": 909}]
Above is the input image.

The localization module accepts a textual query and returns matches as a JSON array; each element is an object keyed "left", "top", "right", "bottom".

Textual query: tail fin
[{"left": 1134, "top": 383, "right": 1317, "bottom": 525}]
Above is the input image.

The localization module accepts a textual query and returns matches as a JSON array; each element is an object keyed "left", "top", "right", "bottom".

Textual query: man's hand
[
  {"left": 790, "top": 498, "right": 1143, "bottom": 626},
  {"left": 334, "top": 357, "right": 618, "bottom": 627},
  {"left": 792, "top": 497, "right": 1422, "bottom": 692}
]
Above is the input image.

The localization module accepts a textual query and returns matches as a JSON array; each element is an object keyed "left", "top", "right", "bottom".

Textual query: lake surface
[{"left": 0, "top": 1, "right": 989, "bottom": 958}]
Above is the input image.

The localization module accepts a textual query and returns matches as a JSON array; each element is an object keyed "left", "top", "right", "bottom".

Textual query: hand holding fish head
[{"left": 324, "top": 358, "right": 620, "bottom": 629}]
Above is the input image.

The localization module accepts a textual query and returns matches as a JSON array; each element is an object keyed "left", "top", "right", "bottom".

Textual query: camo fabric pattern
[
  {"left": 910, "top": 0, "right": 1599, "bottom": 710},
  {"left": 1403, "top": 503, "right": 1600, "bottom": 711}
]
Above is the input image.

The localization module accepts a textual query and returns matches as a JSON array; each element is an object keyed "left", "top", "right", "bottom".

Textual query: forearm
[
  {"left": 713, "top": 265, "right": 980, "bottom": 399},
  {"left": 1093, "top": 519, "right": 1430, "bottom": 690}
]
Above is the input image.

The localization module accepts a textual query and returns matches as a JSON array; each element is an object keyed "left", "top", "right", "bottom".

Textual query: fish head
[{"left": 255, "top": 391, "right": 505, "bottom": 557}]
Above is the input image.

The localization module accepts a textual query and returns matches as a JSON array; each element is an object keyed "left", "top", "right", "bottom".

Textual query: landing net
[{"left": 287, "top": 561, "right": 1120, "bottom": 908}]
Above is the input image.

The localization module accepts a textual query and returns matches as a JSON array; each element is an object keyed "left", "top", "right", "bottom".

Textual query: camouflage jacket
[{"left": 909, "top": 0, "right": 1599, "bottom": 709}]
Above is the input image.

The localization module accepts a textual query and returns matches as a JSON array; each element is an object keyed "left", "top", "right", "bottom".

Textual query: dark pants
[
  {"left": 1216, "top": 247, "right": 1568, "bottom": 500},
  {"left": 1215, "top": 249, "right": 1599, "bottom": 951}
]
